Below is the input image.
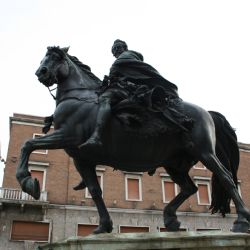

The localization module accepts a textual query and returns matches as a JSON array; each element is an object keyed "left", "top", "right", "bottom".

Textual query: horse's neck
[
  {"left": 60, "top": 65, "right": 98, "bottom": 89},
  {"left": 70, "top": 62, "right": 100, "bottom": 89},
  {"left": 55, "top": 70, "right": 98, "bottom": 105}
]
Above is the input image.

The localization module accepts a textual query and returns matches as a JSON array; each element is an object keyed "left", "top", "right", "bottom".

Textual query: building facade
[{"left": 0, "top": 113, "right": 249, "bottom": 249}]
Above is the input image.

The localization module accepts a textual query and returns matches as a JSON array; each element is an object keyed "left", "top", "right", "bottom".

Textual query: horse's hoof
[
  {"left": 33, "top": 178, "right": 41, "bottom": 200},
  {"left": 164, "top": 217, "right": 181, "bottom": 232},
  {"left": 22, "top": 176, "right": 41, "bottom": 200},
  {"left": 73, "top": 180, "right": 86, "bottom": 190},
  {"left": 93, "top": 220, "right": 113, "bottom": 234},
  {"left": 232, "top": 219, "right": 249, "bottom": 233}
]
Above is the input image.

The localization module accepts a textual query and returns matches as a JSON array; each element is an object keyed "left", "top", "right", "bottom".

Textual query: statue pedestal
[{"left": 38, "top": 231, "right": 250, "bottom": 250}]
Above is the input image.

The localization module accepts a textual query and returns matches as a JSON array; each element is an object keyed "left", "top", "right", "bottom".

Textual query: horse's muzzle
[{"left": 35, "top": 67, "right": 55, "bottom": 87}]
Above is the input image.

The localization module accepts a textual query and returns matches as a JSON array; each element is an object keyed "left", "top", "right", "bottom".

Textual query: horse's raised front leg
[
  {"left": 163, "top": 167, "right": 197, "bottom": 231},
  {"left": 16, "top": 130, "right": 76, "bottom": 200},
  {"left": 201, "top": 153, "right": 250, "bottom": 233},
  {"left": 73, "top": 159, "right": 113, "bottom": 234}
]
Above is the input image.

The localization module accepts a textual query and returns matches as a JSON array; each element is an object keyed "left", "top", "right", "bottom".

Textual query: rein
[
  {"left": 47, "top": 86, "right": 99, "bottom": 106},
  {"left": 44, "top": 49, "right": 101, "bottom": 104},
  {"left": 48, "top": 86, "right": 57, "bottom": 100}
]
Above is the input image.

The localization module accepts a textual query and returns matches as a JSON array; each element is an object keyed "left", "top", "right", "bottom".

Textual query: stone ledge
[{"left": 38, "top": 231, "right": 250, "bottom": 250}]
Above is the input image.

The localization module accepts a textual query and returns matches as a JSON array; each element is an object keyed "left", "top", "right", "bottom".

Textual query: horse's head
[
  {"left": 35, "top": 46, "right": 70, "bottom": 87},
  {"left": 35, "top": 46, "right": 101, "bottom": 89}
]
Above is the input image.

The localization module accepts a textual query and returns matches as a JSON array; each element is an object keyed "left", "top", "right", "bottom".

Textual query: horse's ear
[{"left": 62, "top": 46, "right": 70, "bottom": 53}]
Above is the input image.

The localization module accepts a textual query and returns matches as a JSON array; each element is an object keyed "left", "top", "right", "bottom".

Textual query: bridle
[
  {"left": 47, "top": 86, "right": 57, "bottom": 100},
  {"left": 45, "top": 52, "right": 99, "bottom": 104}
]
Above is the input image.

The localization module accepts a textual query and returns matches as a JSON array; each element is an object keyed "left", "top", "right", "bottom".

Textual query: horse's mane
[
  {"left": 47, "top": 46, "right": 102, "bottom": 85},
  {"left": 67, "top": 54, "right": 102, "bottom": 85}
]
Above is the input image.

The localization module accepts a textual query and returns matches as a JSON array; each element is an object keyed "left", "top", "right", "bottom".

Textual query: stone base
[{"left": 38, "top": 231, "right": 250, "bottom": 250}]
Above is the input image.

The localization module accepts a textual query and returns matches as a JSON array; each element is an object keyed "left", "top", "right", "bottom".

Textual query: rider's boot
[
  {"left": 79, "top": 100, "right": 111, "bottom": 149},
  {"left": 73, "top": 179, "right": 86, "bottom": 190}
]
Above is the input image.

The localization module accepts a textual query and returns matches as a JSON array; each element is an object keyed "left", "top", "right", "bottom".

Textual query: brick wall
[{"left": 3, "top": 113, "right": 250, "bottom": 214}]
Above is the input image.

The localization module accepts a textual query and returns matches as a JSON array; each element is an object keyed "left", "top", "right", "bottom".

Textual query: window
[
  {"left": 162, "top": 178, "right": 178, "bottom": 203},
  {"left": 159, "top": 227, "right": 187, "bottom": 232},
  {"left": 77, "top": 224, "right": 98, "bottom": 236},
  {"left": 30, "top": 170, "right": 44, "bottom": 191},
  {"left": 85, "top": 172, "right": 103, "bottom": 198},
  {"left": 28, "top": 163, "right": 47, "bottom": 191},
  {"left": 196, "top": 228, "right": 221, "bottom": 232},
  {"left": 193, "top": 163, "right": 206, "bottom": 170},
  {"left": 32, "top": 134, "right": 48, "bottom": 154},
  {"left": 11, "top": 221, "right": 50, "bottom": 242},
  {"left": 119, "top": 225, "right": 149, "bottom": 233},
  {"left": 125, "top": 174, "right": 142, "bottom": 201},
  {"left": 196, "top": 180, "right": 211, "bottom": 205}
]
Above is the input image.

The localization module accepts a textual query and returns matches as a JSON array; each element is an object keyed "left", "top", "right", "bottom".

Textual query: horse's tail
[{"left": 208, "top": 111, "right": 239, "bottom": 217}]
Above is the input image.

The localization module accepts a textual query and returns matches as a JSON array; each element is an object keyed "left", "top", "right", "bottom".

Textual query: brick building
[{"left": 0, "top": 113, "right": 249, "bottom": 249}]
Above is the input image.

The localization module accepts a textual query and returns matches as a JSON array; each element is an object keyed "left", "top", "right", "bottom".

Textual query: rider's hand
[
  {"left": 102, "top": 75, "right": 110, "bottom": 86},
  {"left": 42, "top": 115, "right": 53, "bottom": 134}
]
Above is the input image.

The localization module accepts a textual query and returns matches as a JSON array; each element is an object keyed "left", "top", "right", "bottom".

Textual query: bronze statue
[
  {"left": 109, "top": 39, "right": 178, "bottom": 97},
  {"left": 16, "top": 46, "right": 250, "bottom": 234},
  {"left": 81, "top": 39, "right": 193, "bottom": 149}
]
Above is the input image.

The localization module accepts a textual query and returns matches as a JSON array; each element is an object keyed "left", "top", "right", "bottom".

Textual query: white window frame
[
  {"left": 118, "top": 224, "right": 150, "bottom": 233},
  {"left": 193, "top": 164, "right": 206, "bottom": 170},
  {"left": 10, "top": 220, "right": 51, "bottom": 242},
  {"left": 195, "top": 180, "right": 211, "bottom": 205},
  {"left": 28, "top": 164, "right": 47, "bottom": 191},
  {"left": 125, "top": 174, "right": 142, "bottom": 201},
  {"left": 32, "top": 133, "right": 48, "bottom": 154},
  {"left": 85, "top": 172, "right": 103, "bottom": 198},
  {"left": 76, "top": 223, "right": 98, "bottom": 236},
  {"left": 158, "top": 226, "right": 188, "bottom": 232},
  {"left": 161, "top": 178, "right": 178, "bottom": 203}
]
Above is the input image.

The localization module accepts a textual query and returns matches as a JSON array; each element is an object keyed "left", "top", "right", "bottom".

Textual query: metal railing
[{"left": 0, "top": 187, "right": 47, "bottom": 202}]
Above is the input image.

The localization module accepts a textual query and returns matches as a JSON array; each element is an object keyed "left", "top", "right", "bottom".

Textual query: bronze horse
[{"left": 16, "top": 46, "right": 250, "bottom": 233}]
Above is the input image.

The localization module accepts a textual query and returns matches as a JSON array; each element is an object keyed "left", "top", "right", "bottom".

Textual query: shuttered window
[
  {"left": 32, "top": 134, "right": 48, "bottom": 154},
  {"left": 125, "top": 175, "right": 142, "bottom": 201},
  {"left": 85, "top": 173, "right": 103, "bottom": 198},
  {"left": 127, "top": 179, "right": 139, "bottom": 200},
  {"left": 162, "top": 179, "right": 177, "bottom": 203},
  {"left": 119, "top": 226, "right": 149, "bottom": 233},
  {"left": 197, "top": 181, "right": 211, "bottom": 205},
  {"left": 196, "top": 228, "right": 221, "bottom": 232},
  {"left": 30, "top": 170, "right": 44, "bottom": 191},
  {"left": 77, "top": 224, "right": 98, "bottom": 236},
  {"left": 11, "top": 221, "right": 49, "bottom": 242},
  {"left": 159, "top": 227, "right": 187, "bottom": 232}
]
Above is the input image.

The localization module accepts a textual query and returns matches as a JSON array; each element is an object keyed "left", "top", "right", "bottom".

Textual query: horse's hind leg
[
  {"left": 200, "top": 152, "right": 250, "bottom": 232},
  {"left": 163, "top": 167, "right": 197, "bottom": 231},
  {"left": 73, "top": 159, "right": 113, "bottom": 234}
]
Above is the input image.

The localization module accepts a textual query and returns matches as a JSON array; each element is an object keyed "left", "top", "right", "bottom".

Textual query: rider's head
[{"left": 112, "top": 39, "right": 128, "bottom": 58}]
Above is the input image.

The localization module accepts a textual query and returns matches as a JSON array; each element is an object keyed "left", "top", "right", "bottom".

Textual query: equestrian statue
[{"left": 16, "top": 41, "right": 250, "bottom": 234}]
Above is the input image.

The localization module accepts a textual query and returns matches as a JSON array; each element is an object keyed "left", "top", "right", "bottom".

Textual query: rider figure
[
  {"left": 109, "top": 39, "right": 179, "bottom": 98},
  {"left": 80, "top": 39, "right": 193, "bottom": 149}
]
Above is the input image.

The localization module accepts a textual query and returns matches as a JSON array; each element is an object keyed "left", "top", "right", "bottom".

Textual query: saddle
[{"left": 112, "top": 85, "right": 193, "bottom": 137}]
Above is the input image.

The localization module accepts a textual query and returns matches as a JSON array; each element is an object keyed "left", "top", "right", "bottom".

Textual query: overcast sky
[{"left": 1, "top": 0, "right": 250, "bottom": 185}]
